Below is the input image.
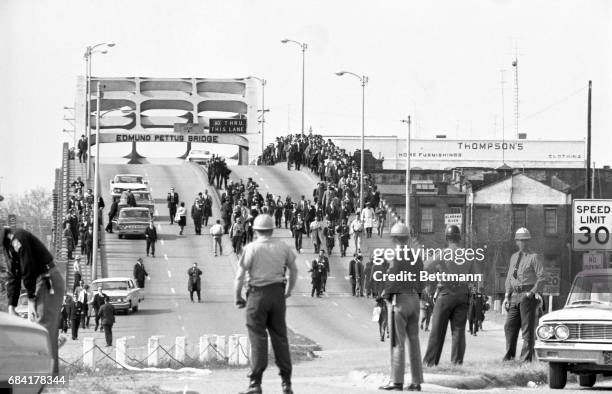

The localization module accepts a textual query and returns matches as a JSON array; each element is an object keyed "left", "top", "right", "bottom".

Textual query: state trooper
[
  {"left": 422, "top": 225, "right": 480, "bottom": 367},
  {"left": 2, "top": 227, "right": 66, "bottom": 375},
  {"left": 503, "top": 227, "right": 544, "bottom": 362},
  {"left": 234, "top": 214, "right": 298, "bottom": 394},
  {"left": 379, "top": 223, "right": 423, "bottom": 391}
]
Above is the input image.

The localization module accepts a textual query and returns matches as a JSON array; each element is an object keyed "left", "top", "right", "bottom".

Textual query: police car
[
  {"left": 109, "top": 174, "right": 149, "bottom": 199},
  {"left": 185, "top": 149, "right": 212, "bottom": 164},
  {"left": 535, "top": 269, "right": 612, "bottom": 389},
  {"left": 112, "top": 207, "right": 152, "bottom": 238},
  {"left": 91, "top": 277, "right": 143, "bottom": 314}
]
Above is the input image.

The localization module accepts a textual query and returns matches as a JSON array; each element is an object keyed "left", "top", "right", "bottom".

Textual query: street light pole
[
  {"left": 281, "top": 39, "right": 307, "bottom": 136},
  {"left": 336, "top": 71, "right": 368, "bottom": 213},
  {"left": 92, "top": 82, "right": 102, "bottom": 281},
  {"left": 84, "top": 42, "right": 115, "bottom": 180},
  {"left": 248, "top": 76, "right": 267, "bottom": 154},
  {"left": 401, "top": 116, "right": 411, "bottom": 227}
]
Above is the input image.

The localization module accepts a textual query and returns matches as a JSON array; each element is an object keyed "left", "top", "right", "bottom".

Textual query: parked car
[
  {"left": 118, "top": 190, "right": 155, "bottom": 215},
  {"left": 535, "top": 268, "right": 612, "bottom": 389},
  {"left": 185, "top": 149, "right": 212, "bottom": 164},
  {"left": 112, "top": 207, "right": 152, "bottom": 238},
  {"left": 0, "top": 311, "right": 53, "bottom": 393},
  {"left": 109, "top": 174, "right": 149, "bottom": 199},
  {"left": 91, "top": 277, "right": 143, "bottom": 314}
]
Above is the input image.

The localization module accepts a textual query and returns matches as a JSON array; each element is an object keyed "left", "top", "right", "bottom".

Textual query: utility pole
[
  {"left": 586, "top": 80, "right": 592, "bottom": 198},
  {"left": 512, "top": 47, "right": 520, "bottom": 138},
  {"left": 401, "top": 116, "right": 411, "bottom": 227}
]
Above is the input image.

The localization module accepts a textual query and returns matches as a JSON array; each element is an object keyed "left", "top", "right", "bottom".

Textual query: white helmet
[
  {"left": 252, "top": 214, "right": 274, "bottom": 230},
  {"left": 515, "top": 227, "right": 531, "bottom": 240}
]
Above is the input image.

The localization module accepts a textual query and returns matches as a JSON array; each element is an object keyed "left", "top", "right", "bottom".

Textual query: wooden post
[
  {"left": 147, "top": 336, "right": 160, "bottom": 367},
  {"left": 83, "top": 337, "right": 95, "bottom": 369},
  {"left": 175, "top": 336, "right": 186, "bottom": 363},
  {"left": 115, "top": 337, "right": 128, "bottom": 367}
]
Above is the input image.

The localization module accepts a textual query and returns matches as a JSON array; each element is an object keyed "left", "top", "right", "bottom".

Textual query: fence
[{"left": 59, "top": 334, "right": 250, "bottom": 370}]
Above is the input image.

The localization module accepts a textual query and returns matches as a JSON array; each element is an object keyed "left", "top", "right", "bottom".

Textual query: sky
[{"left": 1, "top": 0, "right": 611, "bottom": 193}]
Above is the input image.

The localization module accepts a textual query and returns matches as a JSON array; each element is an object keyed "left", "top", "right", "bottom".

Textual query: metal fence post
[
  {"left": 83, "top": 337, "right": 95, "bottom": 369},
  {"left": 148, "top": 336, "right": 160, "bottom": 367},
  {"left": 175, "top": 336, "right": 186, "bottom": 363}
]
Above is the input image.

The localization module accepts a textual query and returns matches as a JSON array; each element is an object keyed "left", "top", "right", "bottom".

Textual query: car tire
[
  {"left": 578, "top": 373, "right": 596, "bottom": 387},
  {"left": 118, "top": 234, "right": 123, "bottom": 239},
  {"left": 132, "top": 304, "right": 139, "bottom": 312},
  {"left": 126, "top": 302, "right": 132, "bottom": 315},
  {"left": 548, "top": 362, "right": 567, "bottom": 389}
]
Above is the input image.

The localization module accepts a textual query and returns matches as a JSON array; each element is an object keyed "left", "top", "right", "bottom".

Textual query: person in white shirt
[
  {"left": 360, "top": 202, "right": 376, "bottom": 239},
  {"left": 210, "top": 219, "right": 224, "bottom": 256},
  {"left": 350, "top": 214, "right": 364, "bottom": 252}
]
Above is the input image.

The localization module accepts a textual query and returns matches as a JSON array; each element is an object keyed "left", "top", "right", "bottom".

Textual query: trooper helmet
[
  {"left": 252, "top": 214, "right": 274, "bottom": 231},
  {"left": 445, "top": 225, "right": 461, "bottom": 242},
  {"left": 390, "top": 223, "right": 411, "bottom": 237},
  {"left": 515, "top": 227, "right": 531, "bottom": 240}
]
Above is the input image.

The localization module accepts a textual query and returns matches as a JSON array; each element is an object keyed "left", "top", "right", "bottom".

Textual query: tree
[{"left": 4, "top": 187, "right": 53, "bottom": 241}]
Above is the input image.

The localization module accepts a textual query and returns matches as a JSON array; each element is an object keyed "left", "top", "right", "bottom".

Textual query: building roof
[{"left": 471, "top": 173, "right": 570, "bottom": 205}]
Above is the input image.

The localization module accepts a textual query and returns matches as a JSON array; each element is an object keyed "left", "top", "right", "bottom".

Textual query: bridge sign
[
  {"left": 209, "top": 118, "right": 246, "bottom": 133},
  {"left": 572, "top": 199, "right": 612, "bottom": 250}
]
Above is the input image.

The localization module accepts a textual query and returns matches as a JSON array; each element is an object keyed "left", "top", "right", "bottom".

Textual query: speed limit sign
[{"left": 573, "top": 199, "right": 612, "bottom": 250}]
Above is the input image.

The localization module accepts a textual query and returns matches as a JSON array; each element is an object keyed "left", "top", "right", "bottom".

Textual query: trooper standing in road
[
  {"left": 423, "top": 225, "right": 480, "bottom": 367},
  {"left": 97, "top": 296, "right": 115, "bottom": 347},
  {"left": 187, "top": 262, "right": 203, "bottom": 302},
  {"left": 379, "top": 223, "right": 423, "bottom": 391},
  {"left": 503, "top": 227, "right": 544, "bottom": 362},
  {"left": 234, "top": 214, "right": 298, "bottom": 394},
  {"left": 3, "top": 227, "right": 66, "bottom": 375}
]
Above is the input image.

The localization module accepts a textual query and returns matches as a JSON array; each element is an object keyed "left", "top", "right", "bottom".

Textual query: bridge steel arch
[{"left": 75, "top": 76, "right": 260, "bottom": 164}]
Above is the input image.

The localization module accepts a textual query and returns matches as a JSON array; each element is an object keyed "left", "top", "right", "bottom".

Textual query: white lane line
[
  {"left": 265, "top": 184, "right": 270, "bottom": 189},
  {"left": 347, "top": 313, "right": 354, "bottom": 319},
  {"left": 167, "top": 270, "right": 172, "bottom": 278},
  {"left": 174, "top": 302, "right": 179, "bottom": 307},
  {"left": 171, "top": 288, "right": 176, "bottom": 294},
  {"left": 259, "top": 177, "right": 264, "bottom": 181},
  {"left": 181, "top": 326, "right": 185, "bottom": 332},
  {"left": 332, "top": 302, "right": 339, "bottom": 306},
  {"left": 160, "top": 239, "right": 165, "bottom": 245},
  {"left": 164, "top": 254, "right": 168, "bottom": 261},
  {"left": 183, "top": 385, "right": 188, "bottom": 394},
  {"left": 177, "top": 315, "right": 182, "bottom": 321},
  {"left": 328, "top": 276, "right": 336, "bottom": 279}
]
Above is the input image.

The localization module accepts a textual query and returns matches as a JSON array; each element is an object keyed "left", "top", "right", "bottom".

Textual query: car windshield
[
  {"left": 116, "top": 176, "right": 144, "bottom": 184},
  {"left": 191, "top": 150, "right": 210, "bottom": 155},
  {"left": 566, "top": 275, "right": 612, "bottom": 306},
  {"left": 119, "top": 210, "right": 150, "bottom": 219},
  {"left": 133, "top": 192, "right": 151, "bottom": 201},
  {"left": 96, "top": 281, "right": 128, "bottom": 291}
]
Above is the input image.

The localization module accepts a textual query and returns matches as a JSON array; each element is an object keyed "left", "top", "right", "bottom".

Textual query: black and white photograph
[{"left": 1, "top": 0, "right": 612, "bottom": 392}]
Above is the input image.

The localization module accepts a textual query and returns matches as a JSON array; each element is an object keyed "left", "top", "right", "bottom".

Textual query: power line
[{"left": 522, "top": 85, "right": 588, "bottom": 122}]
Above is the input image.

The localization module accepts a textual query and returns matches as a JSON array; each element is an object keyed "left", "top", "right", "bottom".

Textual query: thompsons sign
[{"left": 396, "top": 139, "right": 585, "bottom": 169}]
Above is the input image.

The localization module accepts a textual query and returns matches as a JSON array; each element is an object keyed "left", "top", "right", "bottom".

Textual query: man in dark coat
[
  {"left": 167, "top": 187, "right": 179, "bottom": 224},
  {"left": 69, "top": 299, "right": 82, "bottom": 340},
  {"left": 309, "top": 256, "right": 324, "bottom": 297},
  {"left": 187, "top": 262, "right": 203, "bottom": 302},
  {"left": 77, "top": 135, "right": 88, "bottom": 163},
  {"left": 98, "top": 297, "right": 115, "bottom": 346},
  {"left": 106, "top": 198, "right": 119, "bottom": 233},
  {"left": 191, "top": 201, "right": 204, "bottom": 235},
  {"left": 336, "top": 219, "right": 350, "bottom": 257},
  {"left": 468, "top": 287, "right": 485, "bottom": 336},
  {"left": 144, "top": 222, "right": 157, "bottom": 257},
  {"left": 84, "top": 227, "right": 94, "bottom": 265},
  {"left": 133, "top": 258, "right": 148, "bottom": 288},
  {"left": 349, "top": 253, "right": 364, "bottom": 297},
  {"left": 126, "top": 190, "right": 137, "bottom": 207},
  {"left": 92, "top": 286, "right": 108, "bottom": 332},
  {"left": 201, "top": 191, "right": 213, "bottom": 226}
]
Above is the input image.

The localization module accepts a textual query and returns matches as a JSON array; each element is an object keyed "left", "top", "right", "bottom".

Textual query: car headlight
[
  {"left": 113, "top": 188, "right": 121, "bottom": 193},
  {"left": 554, "top": 325, "right": 570, "bottom": 340},
  {"left": 537, "top": 325, "right": 554, "bottom": 340}
]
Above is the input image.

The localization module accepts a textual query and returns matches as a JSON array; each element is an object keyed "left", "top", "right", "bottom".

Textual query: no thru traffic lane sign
[{"left": 572, "top": 199, "right": 612, "bottom": 250}]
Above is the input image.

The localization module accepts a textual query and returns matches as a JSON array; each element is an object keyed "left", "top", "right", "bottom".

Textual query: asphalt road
[{"left": 58, "top": 158, "right": 526, "bottom": 393}]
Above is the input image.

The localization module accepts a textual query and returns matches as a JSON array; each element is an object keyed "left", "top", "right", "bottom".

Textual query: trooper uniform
[
  {"left": 3, "top": 227, "right": 66, "bottom": 375},
  {"left": 234, "top": 215, "right": 298, "bottom": 394},
  {"left": 423, "top": 225, "right": 479, "bottom": 367},
  {"left": 379, "top": 223, "right": 423, "bottom": 392},
  {"left": 503, "top": 227, "right": 544, "bottom": 362}
]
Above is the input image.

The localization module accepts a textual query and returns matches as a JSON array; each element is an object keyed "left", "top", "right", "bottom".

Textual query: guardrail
[{"left": 60, "top": 334, "right": 251, "bottom": 370}]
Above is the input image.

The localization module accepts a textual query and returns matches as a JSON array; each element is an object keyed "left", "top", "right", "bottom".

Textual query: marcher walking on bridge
[
  {"left": 291, "top": 213, "right": 306, "bottom": 253},
  {"left": 191, "top": 200, "right": 204, "bottom": 235},
  {"left": 361, "top": 202, "right": 375, "bottom": 239},
  {"left": 98, "top": 297, "right": 115, "bottom": 346},
  {"left": 230, "top": 217, "right": 245, "bottom": 254},
  {"left": 350, "top": 214, "right": 364, "bottom": 252},
  {"left": 503, "top": 227, "right": 544, "bottom": 363},
  {"left": 64, "top": 222, "right": 75, "bottom": 260},
  {"left": 92, "top": 286, "right": 107, "bottom": 332},
  {"left": 468, "top": 287, "right": 485, "bottom": 336},
  {"left": 379, "top": 223, "right": 423, "bottom": 391},
  {"left": 201, "top": 190, "right": 213, "bottom": 226},
  {"left": 144, "top": 221, "right": 157, "bottom": 257},
  {"left": 210, "top": 219, "right": 224, "bottom": 256},
  {"left": 84, "top": 226, "right": 94, "bottom": 265},
  {"left": 234, "top": 214, "right": 298, "bottom": 394},
  {"left": 349, "top": 253, "right": 364, "bottom": 297},
  {"left": 133, "top": 258, "right": 149, "bottom": 289},
  {"left": 106, "top": 198, "right": 118, "bottom": 233},
  {"left": 167, "top": 187, "right": 179, "bottom": 224},
  {"left": 77, "top": 135, "right": 88, "bottom": 163},
  {"left": 3, "top": 227, "right": 66, "bottom": 374},
  {"left": 72, "top": 258, "right": 82, "bottom": 293},
  {"left": 176, "top": 202, "right": 187, "bottom": 235},
  {"left": 187, "top": 262, "right": 203, "bottom": 302}
]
